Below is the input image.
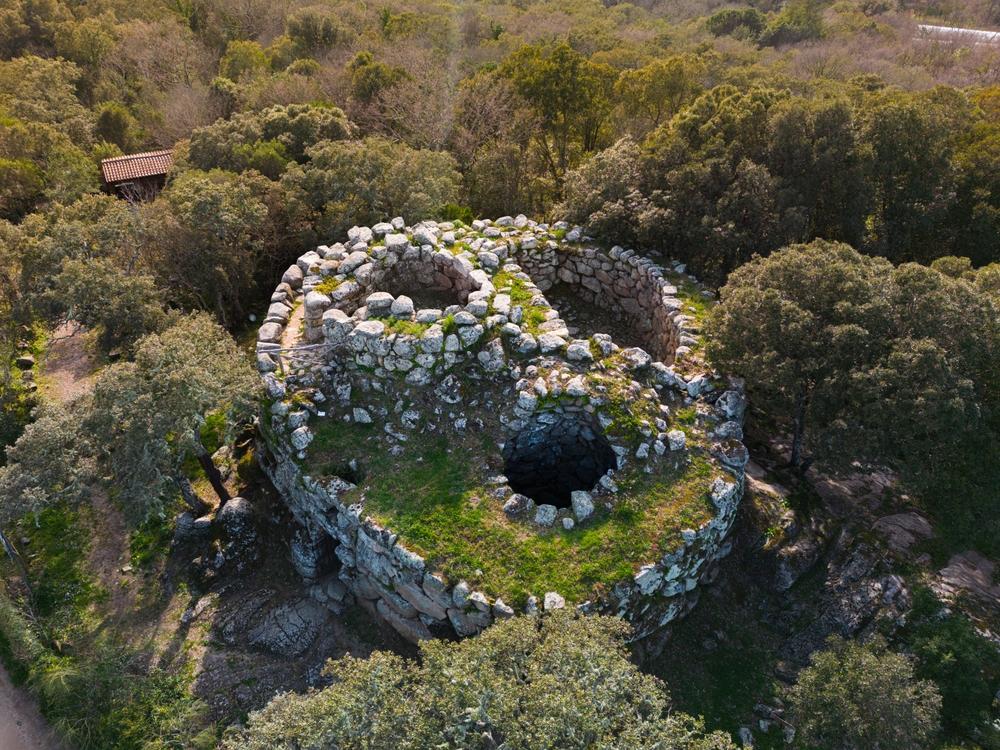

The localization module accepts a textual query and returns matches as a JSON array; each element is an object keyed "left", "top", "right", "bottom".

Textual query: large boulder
[{"left": 217, "top": 497, "right": 258, "bottom": 572}]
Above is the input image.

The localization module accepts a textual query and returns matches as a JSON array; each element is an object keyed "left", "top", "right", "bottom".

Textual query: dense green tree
[
  {"left": 615, "top": 56, "right": 705, "bottom": 134},
  {"left": 93, "top": 101, "right": 141, "bottom": 152},
  {"left": 225, "top": 612, "right": 738, "bottom": 750},
  {"left": 146, "top": 169, "right": 272, "bottom": 327},
  {"left": 0, "top": 400, "right": 94, "bottom": 607},
  {"left": 0, "top": 402, "right": 94, "bottom": 523},
  {"left": 707, "top": 240, "right": 998, "bottom": 472},
  {"left": 976, "top": 262, "right": 1000, "bottom": 296},
  {"left": 451, "top": 69, "right": 542, "bottom": 215},
  {"left": 789, "top": 637, "right": 941, "bottom": 750},
  {"left": 502, "top": 42, "right": 617, "bottom": 187},
  {"left": 0, "top": 224, "right": 30, "bottom": 449},
  {"left": 286, "top": 6, "right": 343, "bottom": 55},
  {"left": 631, "top": 86, "right": 791, "bottom": 279},
  {"left": 858, "top": 93, "right": 953, "bottom": 264},
  {"left": 45, "top": 258, "right": 168, "bottom": 354},
  {"left": 0, "top": 156, "right": 43, "bottom": 220},
  {"left": 52, "top": 13, "right": 117, "bottom": 101},
  {"left": 0, "top": 116, "right": 99, "bottom": 219},
  {"left": 186, "top": 102, "right": 354, "bottom": 173},
  {"left": 10, "top": 193, "right": 143, "bottom": 297},
  {"left": 219, "top": 39, "right": 269, "bottom": 82},
  {"left": 85, "top": 313, "right": 258, "bottom": 522},
  {"left": 558, "top": 136, "right": 644, "bottom": 244},
  {"left": 948, "top": 121, "right": 1000, "bottom": 266},
  {"left": 348, "top": 51, "right": 408, "bottom": 105},
  {"left": 0, "top": 0, "right": 66, "bottom": 57},
  {"left": 705, "top": 7, "right": 767, "bottom": 40},
  {"left": 0, "top": 55, "right": 92, "bottom": 141},
  {"left": 765, "top": 98, "right": 868, "bottom": 247},
  {"left": 759, "top": 0, "right": 825, "bottom": 47},
  {"left": 929, "top": 255, "right": 977, "bottom": 281},
  {"left": 282, "top": 136, "right": 461, "bottom": 241},
  {"left": 707, "top": 240, "right": 895, "bottom": 467}
]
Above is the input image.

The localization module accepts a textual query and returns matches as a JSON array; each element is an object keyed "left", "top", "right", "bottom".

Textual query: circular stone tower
[{"left": 256, "top": 216, "right": 748, "bottom": 643}]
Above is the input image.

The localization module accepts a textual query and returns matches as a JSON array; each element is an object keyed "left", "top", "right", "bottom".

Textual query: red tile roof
[{"left": 100, "top": 149, "right": 173, "bottom": 184}]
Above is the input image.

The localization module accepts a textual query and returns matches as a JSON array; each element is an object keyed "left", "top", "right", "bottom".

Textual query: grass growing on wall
[{"left": 306, "top": 418, "right": 722, "bottom": 605}]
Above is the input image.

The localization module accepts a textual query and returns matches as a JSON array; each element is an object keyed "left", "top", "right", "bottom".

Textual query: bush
[
  {"left": 705, "top": 8, "right": 767, "bottom": 40},
  {"left": 789, "top": 636, "right": 941, "bottom": 750},
  {"left": 225, "top": 612, "right": 737, "bottom": 750},
  {"left": 557, "top": 136, "right": 644, "bottom": 244},
  {"left": 903, "top": 588, "right": 1000, "bottom": 739},
  {"left": 0, "top": 592, "right": 43, "bottom": 682},
  {"left": 282, "top": 136, "right": 461, "bottom": 240}
]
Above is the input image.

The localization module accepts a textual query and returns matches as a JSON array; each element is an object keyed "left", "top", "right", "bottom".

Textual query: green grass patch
[
  {"left": 666, "top": 271, "right": 714, "bottom": 330},
  {"left": 129, "top": 511, "right": 176, "bottom": 569},
  {"left": 492, "top": 270, "right": 549, "bottom": 335},
  {"left": 306, "top": 419, "right": 719, "bottom": 606},
  {"left": 314, "top": 276, "right": 343, "bottom": 295},
  {"left": 650, "top": 588, "right": 783, "bottom": 749},
  {"left": 21, "top": 504, "right": 102, "bottom": 618},
  {"left": 375, "top": 317, "right": 431, "bottom": 337},
  {"left": 586, "top": 361, "right": 663, "bottom": 444},
  {"left": 673, "top": 406, "right": 698, "bottom": 425}
]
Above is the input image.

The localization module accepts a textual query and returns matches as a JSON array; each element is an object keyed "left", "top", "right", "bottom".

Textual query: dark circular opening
[{"left": 502, "top": 412, "right": 616, "bottom": 508}]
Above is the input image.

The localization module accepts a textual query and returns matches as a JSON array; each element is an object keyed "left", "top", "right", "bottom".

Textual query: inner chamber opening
[
  {"left": 370, "top": 258, "right": 475, "bottom": 311},
  {"left": 503, "top": 412, "right": 616, "bottom": 508}
]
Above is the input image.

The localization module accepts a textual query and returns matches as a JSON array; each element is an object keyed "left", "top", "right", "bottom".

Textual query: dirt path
[
  {"left": 42, "top": 322, "right": 97, "bottom": 404},
  {"left": 281, "top": 303, "right": 304, "bottom": 350},
  {"left": 0, "top": 322, "right": 97, "bottom": 749},
  {"left": 0, "top": 667, "right": 63, "bottom": 750}
]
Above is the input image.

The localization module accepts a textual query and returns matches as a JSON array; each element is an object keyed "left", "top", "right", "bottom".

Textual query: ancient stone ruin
[{"left": 256, "top": 216, "right": 749, "bottom": 643}]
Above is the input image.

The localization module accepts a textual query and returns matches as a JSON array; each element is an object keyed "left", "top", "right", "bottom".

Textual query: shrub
[
  {"left": 225, "top": 612, "right": 737, "bottom": 750},
  {"left": 557, "top": 136, "right": 644, "bottom": 244},
  {"left": 789, "top": 636, "right": 941, "bottom": 750},
  {"left": 705, "top": 8, "right": 767, "bottom": 40},
  {"left": 904, "top": 588, "right": 1000, "bottom": 739}
]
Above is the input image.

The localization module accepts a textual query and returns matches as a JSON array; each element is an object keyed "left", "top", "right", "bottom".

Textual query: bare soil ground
[
  {"left": 40, "top": 323, "right": 97, "bottom": 404},
  {"left": 0, "top": 667, "right": 63, "bottom": 750},
  {"left": 0, "top": 323, "right": 98, "bottom": 750}
]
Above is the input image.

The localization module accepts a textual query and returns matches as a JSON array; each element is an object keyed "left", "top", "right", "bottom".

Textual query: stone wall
[
  {"left": 260, "top": 403, "right": 744, "bottom": 643},
  {"left": 512, "top": 241, "right": 683, "bottom": 363},
  {"left": 256, "top": 216, "right": 748, "bottom": 644}
]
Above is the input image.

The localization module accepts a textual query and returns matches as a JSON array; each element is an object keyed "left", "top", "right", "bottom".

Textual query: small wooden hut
[{"left": 100, "top": 149, "right": 173, "bottom": 201}]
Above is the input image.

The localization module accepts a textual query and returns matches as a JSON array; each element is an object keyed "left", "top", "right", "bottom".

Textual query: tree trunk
[
  {"left": 790, "top": 388, "right": 809, "bottom": 468},
  {"left": 0, "top": 528, "right": 35, "bottom": 607},
  {"left": 177, "top": 475, "right": 210, "bottom": 517},
  {"left": 193, "top": 428, "right": 230, "bottom": 507}
]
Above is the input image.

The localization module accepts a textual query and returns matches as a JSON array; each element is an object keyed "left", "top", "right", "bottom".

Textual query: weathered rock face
[
  {"left": 256, "top": 217, "right": 748, "bottom": 644},
  {"left": 217, "top": 497, "right": 258, "bottom": 573}
]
